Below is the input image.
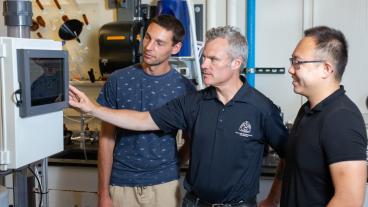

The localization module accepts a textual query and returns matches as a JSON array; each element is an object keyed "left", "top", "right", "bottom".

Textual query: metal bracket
[{"left": 254, "top": 67, "right": 286, "bottom": 74}]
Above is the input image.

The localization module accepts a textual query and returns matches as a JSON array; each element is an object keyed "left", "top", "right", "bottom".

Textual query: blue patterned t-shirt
[{"left": 97, "top": 64, "right": 196, "bottom": 186}]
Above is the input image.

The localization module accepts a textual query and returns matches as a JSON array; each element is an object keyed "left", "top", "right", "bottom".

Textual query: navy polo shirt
[
  {"left": 150, "top": 81, "right": 288, "bottom": 203},
  {"left": 281, "top": 86, "right": 367, "bottom": 207}
]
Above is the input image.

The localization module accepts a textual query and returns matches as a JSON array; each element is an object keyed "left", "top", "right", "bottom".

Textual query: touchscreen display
[{"left": 30, "top": 58, "right": 64, "bottom": 106}]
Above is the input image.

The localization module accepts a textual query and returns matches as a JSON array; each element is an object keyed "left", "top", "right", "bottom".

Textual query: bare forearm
[
  {"left": 263, "top": 159, "right": 284, "bottom": 204},
  {"left": 98, "top": 145, "right": 113, "bottom": 196},
  {"left": 98, "top": 123, "right": 116, "bottom": 197},
  {"left": 327, "top": 196, "right": 364, "bottom": 207},
  {"left": 69, "top": 85, "right": 159, "bottom": 131},
  {"left": 91, "top": 105, "right": 159, "bottom": 131},
  {"left": 327, "top": 161, "right": 367, "bottom": 207}
]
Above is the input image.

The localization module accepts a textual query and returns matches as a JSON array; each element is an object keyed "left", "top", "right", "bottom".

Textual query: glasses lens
[{"left": 289, "top": 58, "right": 299, "bottom": 69}]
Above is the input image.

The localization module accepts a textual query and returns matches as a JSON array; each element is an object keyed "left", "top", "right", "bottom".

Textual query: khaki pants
[{"left": 109, "top": 180, "right": 181, "bottom": 207}]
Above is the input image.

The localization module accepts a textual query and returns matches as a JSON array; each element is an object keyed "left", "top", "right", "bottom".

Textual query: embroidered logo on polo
[{"left": 235, "top": 121, "right": 253, "bottom": 137}]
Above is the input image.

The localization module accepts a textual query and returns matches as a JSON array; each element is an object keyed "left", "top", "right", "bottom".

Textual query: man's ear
[
  {"left": 322, "top": 61, "right": 334, "bottom": 79},
  {"left": 231, "top": 57, "right": 243, "bottom": 71},
  {"left": 171, "top": 42, "right": 182, "bottom": 55}
]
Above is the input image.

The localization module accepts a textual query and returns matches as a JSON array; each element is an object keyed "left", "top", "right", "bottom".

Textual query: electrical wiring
[{"left": 28, "top": 166, "right": 48, "bottom": 207}]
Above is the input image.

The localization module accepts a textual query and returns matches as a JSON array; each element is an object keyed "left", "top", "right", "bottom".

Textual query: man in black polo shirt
[
  {"left": 280, "top": 26, "right": 367, "bottom": 206},
  {"left": 69, "top": 26, "right": 288, "bottom": 207}
]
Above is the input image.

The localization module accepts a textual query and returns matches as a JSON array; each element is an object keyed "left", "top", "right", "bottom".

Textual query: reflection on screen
[{"left": 30, "top": 58, "right": 64, "bottom": 106}]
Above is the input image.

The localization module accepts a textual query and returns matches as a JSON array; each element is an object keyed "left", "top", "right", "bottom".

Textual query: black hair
[{"left": 304, "top": 26, "right": 348, "bottom": 81}]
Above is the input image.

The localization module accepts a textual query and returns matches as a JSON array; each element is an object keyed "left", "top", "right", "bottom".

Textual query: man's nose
[
  {"left": 201, "top": 58, "right": 209, "bottom": 69},
  {"left": 145, "top": 40, "right": 154, "bottom": 50},
  {"left": 288, "top": 65, "right": 295, "bottom": 74}
]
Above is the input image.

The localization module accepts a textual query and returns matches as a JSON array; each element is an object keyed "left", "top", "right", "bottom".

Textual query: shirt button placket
[{"left": 218, "top": 108, "right": 225, "bottom": 123}]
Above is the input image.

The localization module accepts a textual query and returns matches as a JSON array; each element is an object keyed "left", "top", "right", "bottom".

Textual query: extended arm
[
  {"left": 327, "top": 161, "right": 366, "bottom": 207},
  {"left": 98, "top": 122, "right": 116, "bottom": 207},
  {"left": 69, "top": 85, "right": 159, "bottom": 131}
]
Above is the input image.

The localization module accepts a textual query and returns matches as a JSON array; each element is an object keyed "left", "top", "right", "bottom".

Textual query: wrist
[
  {"left": 265, "top": 196, "right": 280, "bottom": 204},
  {"left": 89, "top": 104, "right": 100, "bottom": 117},
  {"left": 98, "top": 189, "right": 110, "bottom": 198}
]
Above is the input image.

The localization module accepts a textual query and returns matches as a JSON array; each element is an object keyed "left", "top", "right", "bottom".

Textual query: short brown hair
[{"left": 149, "top": 14, "right": 185, "bottom": 45}]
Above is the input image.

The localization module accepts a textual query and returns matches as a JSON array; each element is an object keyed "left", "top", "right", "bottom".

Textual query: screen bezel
[{"left": 17, "top": 49, "right": 69, "bottom": 118}]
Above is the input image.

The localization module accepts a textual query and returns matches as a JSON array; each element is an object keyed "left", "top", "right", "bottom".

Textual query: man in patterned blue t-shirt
[{"left": 96, "top": 15, "right": 195, "bottom": 207}]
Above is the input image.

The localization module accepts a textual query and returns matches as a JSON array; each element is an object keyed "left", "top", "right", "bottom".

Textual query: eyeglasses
[{"left": 289, "top": 57, "right": 325, "bottom": 70}]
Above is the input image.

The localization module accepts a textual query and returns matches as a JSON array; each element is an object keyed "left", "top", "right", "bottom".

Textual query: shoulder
[
  {"left": 324, "top": 95, "right": 363, "bottom": 122},
  {"left": 169, "top": 69, "right": 191, "bottom": 82},
  {"left": 106, "top": 64, "right": 142, "bottom": 82},
  {"left": 247, "top": 87, "right": 282, "bottom": 116},
  {"left": 321, "top": 95, "right": 366, "bottom": 141},
  {"left": 166, "top": 69, "right": 197, "bottom": 92},
  {"left": 171, "top": 87, "right": 206, "bottom": 107}
]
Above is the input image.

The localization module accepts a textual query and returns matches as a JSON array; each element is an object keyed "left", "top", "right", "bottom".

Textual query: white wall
[
  {"left": 255, "top": 0, "right": 304, "bottom": 122},
  {"left": 207, "top": 0, "right": 304, "bottom": 121},
  {"left": 313, "top": 0, "right": 368, "bottom": 115},
  {"left": 211, "top": 0, "right": 368, "bottom": 122}
]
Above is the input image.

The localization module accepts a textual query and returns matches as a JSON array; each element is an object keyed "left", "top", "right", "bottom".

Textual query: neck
[
  {"left": 216, "top": 77, "right": 243, "bottom": 105},
  {"left": 142, "top": 62, "right": 171, "bottom": 76},
  {"left": 308, "top": 83, "right": 340, "bottom": 108}
]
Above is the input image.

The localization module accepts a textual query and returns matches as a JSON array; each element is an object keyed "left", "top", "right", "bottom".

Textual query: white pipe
[
  {"left": 186, "top": 0, "right": 204, "bottom": 89},
  {"left": 301, "top": 0, "right": 314, "bottom": 104},
  {"left": 303, "top": 0, "right": 314, "bottom": 31},
  {"left": 0, "top": 42, "right": 9, "bottom": 170},
  {"left": 206, "top": 0, "right": 217, "bottom": 30},
  {"left": 227, "top": 0, "right": 238, "bottom": 26}
]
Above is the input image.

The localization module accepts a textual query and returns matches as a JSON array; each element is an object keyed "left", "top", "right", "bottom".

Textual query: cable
[
  {"left": 34, "top": 165, "right": 44, "bottom": 195},
  {"left": 28, "top": 166, "right": 48, "bottom": 207}
]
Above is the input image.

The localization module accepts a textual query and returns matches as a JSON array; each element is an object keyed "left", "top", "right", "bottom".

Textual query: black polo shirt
[
  {"left": 281, "top": 86, "right": 367, "bottom": 207},
  {"left": 150, "top": 81, "right": 288, "bottom": 203}
]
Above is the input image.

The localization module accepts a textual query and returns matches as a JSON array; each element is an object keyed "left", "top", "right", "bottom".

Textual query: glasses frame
[{"left": 289, "top": 57, "right": 325, "bottom": 70}]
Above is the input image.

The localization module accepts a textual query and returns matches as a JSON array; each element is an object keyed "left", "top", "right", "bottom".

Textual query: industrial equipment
[
  {"left": 0, "top": 37, "right": 66, "bottom": 170},
  {"left": 99, "top": 21, "right": 142, "bottom": 74}
]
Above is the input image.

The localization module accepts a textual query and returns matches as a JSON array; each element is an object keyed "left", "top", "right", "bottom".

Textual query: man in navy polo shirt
[
  {"left": 279, "top": 26, "right": 367, "bottom": 206},
  {"left": 69, "top": 26, "right": 288, "bottom": 207}
]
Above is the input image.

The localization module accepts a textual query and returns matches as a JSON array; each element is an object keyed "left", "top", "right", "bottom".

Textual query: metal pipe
[
  {"left": 186, "top": 0, "right": 204, "bottom": 89},
  {"left": 3, "top": 0, "right": 32, "bottom": 38},
  {"left": 246, "top": 0, "right": 255, "bottom": 87}
]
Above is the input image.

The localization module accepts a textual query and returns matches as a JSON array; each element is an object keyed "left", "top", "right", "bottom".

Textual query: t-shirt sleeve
[
  {"left": 321, "top": 109, "right": 367, "bottom": 164},
  {"left": 150, "top": 96, "right": 189, "bottom": 133},
  {"left": 263, "top": 105, "right": 289, "bottom": 158},
  {"left": 96, "top": 77, "right": 117, "bottom": 109}
]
